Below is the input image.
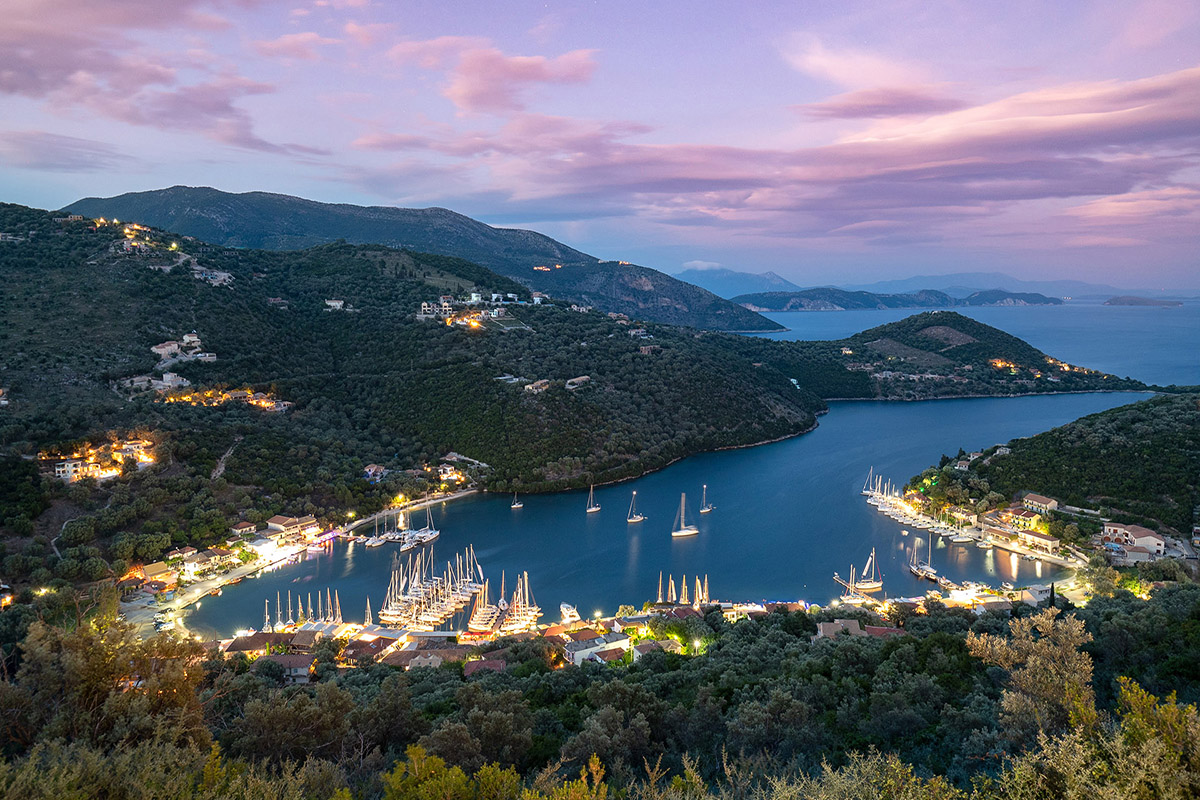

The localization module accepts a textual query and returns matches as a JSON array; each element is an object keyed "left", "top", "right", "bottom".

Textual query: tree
[
  {"left": 967, "top": 607, "right": 1096, "bottom": 743},
  {"left": 1080, "top": 554, "right": 1120, "bottom": 597}
]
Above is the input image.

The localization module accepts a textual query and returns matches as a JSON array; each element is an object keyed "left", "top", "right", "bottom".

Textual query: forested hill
[
  {"left": 733, "top": 286, "right": 1063, "bottom": 312},
  {"left": 0, "top": 203, "right": 1151, "bottom": 600},
  {"left": 63, "top": 186, "right": 782, "bottom": 332},
  {"left": 976, "top": 393, "right": 1200, "bottom": 532}
]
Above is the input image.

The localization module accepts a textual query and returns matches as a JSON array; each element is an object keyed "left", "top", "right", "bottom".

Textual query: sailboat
[
  {"left": 699, "top": 484, "right": 714, "bottom": 514},
  {"left": 413, "top": 505, "right": 439, "bottom": 544},
  {"left": 670, "top": 493, "right": 699, "bottom": 537},
  {"left": 510, "top": 492, "right": 523, "bottom": 509},
  {"left": 586, "top": 484, "right": 601, "bottom": 514},
  {"left": 855, "top": 548, "right": 883, "bottom": 591},
  {"left": 626, "top": 491, "right": 645, "bottom": 523}
]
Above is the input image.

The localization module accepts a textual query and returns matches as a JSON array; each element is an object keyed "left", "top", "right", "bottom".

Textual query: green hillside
[
  {"left": 0, "top": 203, "right": 1141, "bottom": 583},
  {"left": 63, "top": 186, "right": 783, "bottom": 332},
  {"left": 977, "top": 393, "right": 1200, "bottom": 531}
]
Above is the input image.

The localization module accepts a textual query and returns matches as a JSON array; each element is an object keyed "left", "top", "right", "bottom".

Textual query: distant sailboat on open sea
[
  {"left": 586, "top": 485, "right": 600, "bottom": 514},
  {"left": 670, "top": 492, "right": 699, "bottom": 537},
  {"left": 627, "top": 491, "right": 645, "bottom": 523}
]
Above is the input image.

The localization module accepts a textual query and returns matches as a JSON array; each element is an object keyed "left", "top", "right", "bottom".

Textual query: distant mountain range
[
  {"left": 673, "top": 267, "right": 801, "bottom": 298},
  {"left": 732, "top": 287, "right": 1063, "bottom": 312},
  {"left": 63, "top": 186, "right": 781, "bottom": 332},
  {"left": 837, "top": 272, "right": 1125, "bottom": 299}
]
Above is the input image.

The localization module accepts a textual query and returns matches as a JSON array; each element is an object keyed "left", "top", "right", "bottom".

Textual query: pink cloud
[
  {"left": 387, "top": 36, "right": 489, "bottom": 69},
  {"left": 0, "top": 0, "right": 312, "bottom": 154},
  {"left": 781, "top": 36, "right": 929, "bottom": 88},
  {"left": 798, "top": 87, "right": 967, "bottom": 119},
  {"left": 343, "top": 21, "right": 394, "bottom": 47},
  {"left": 347, "top": 65, "right": 1200, "bottom": 251},
  {"left": 0, "top": 130, "right": 128, "bottom": 171},
  {"left": 388, "top": 37, "right": 597, "bottom": 113},
  {"left": 253, "top": 32, "right": 340, "bottom": 60}
]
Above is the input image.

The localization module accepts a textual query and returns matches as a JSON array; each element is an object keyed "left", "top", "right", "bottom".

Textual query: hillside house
[
  {"left": 254, "top": 653, "right": 315, "bottom": 684},
  {"left": 565, "top": 376, "right": 591, "bottom": 390},
  {"left": 151, "top": 341, "right": 180, "bottom": 358},
  {"left": 1023, "top": 493, "right": 1059, "bottom": 514},
  {"left": 525, "top": 379, "right": 550, "bottom": 394},
  {"left": 230, "top": 521, "right": 257, "bottom": 537},
  {"left": 1102, "top": 523, "right": 1165, "bottom": 556},
  {"left": 363, "top": 464, "right": 387, "bottom": 482},
  {"left": 324, "top": 299, "right": 345, "bottom": 310}
]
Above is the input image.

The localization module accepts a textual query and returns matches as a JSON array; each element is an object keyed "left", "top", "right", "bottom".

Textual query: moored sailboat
[
  {"left": 510, "top": 493, "right": 523, "bottom": 509},
  {"left": 586, "top": 485, "right": 600, "bottom": 514},
  {"left": 699, "top": 484, "right": 714, "bottom": 514},
  {"left": 626, "top": 491, "right": 645, "bottom": 523},
  {"left": 854, "top": 547, "right": 883, "bottom": 591},
  {"left": 670, "top": 493, "right": 699, "bottom": 537}
]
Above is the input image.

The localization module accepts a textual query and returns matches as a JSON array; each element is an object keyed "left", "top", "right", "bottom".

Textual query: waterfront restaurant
[{"left": 1015, "top": 529, "right": 1061, "bottom": 555}]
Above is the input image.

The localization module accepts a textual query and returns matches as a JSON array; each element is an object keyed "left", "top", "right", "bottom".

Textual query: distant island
[
  {"left": 1104, "top": 295, "right": 1183, "bottom": 307},
  {"left": 732, "top": 286, "right": 1063, "bottom": 312}
]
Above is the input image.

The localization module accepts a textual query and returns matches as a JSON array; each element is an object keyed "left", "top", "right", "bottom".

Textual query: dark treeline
[{"left": 3, "top": 584, "right": 1200, "bottom": 797}]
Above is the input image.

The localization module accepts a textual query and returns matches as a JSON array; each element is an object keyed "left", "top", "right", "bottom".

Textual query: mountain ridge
[
  {"left": 732, "top": 286, "right": 1063, "bottom": 312},
  {"left": 63, "top": 186, "right": 783, "bottom": 332}
]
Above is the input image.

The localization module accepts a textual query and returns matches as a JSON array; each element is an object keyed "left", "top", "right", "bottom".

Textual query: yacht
[
  {"left": 670, "top": 493, "right": 699, "bottom": 537},
  {"left": 699, "top": 484, "right": 714, "bottom": 514},
  {"left": 626, "top": 491, "right": 645, "bottom": 523},
  {"left": 510, "top": 493, "right": 523, "bottom": 509},
  {"left": 586, "top": 485, "right": 600, "bottom": 514},
  {"left": 560, "top": 603, "right": 581, "bottom": 624}
]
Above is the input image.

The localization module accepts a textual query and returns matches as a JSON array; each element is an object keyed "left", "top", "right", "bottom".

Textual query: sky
[{"left": 1, "top": 1, "right": 1198, "bottom": 288}]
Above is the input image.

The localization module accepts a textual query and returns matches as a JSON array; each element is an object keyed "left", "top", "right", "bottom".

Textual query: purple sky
[{"left": 1, "top": 1, "right": 1198, "bottom": 288}]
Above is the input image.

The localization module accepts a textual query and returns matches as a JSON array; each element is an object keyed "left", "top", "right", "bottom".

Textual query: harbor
[{"left": 180, "top": 393, "right": 1139, "bottom": 640}]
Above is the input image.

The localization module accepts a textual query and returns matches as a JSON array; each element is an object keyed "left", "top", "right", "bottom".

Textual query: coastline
[{"left": 136, "top": 489, "right": 482, "bottom": 638}]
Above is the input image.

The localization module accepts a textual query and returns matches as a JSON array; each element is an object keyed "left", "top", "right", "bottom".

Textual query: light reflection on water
[{"left": 186, "top": 391, "right": 1149, "bottom": 638}]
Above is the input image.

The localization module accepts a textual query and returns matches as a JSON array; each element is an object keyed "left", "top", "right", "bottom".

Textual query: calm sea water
[
  {"left": 756, "top": 300, "right": 1200, "bottom": 387},
  {"left": 186, "top": 391, "right": 1152, "bottom": 638}
]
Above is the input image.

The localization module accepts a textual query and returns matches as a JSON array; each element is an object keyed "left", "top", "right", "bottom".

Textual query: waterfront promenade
[{"left": 125, "top": 489, "right": 479, "bottom": 638}]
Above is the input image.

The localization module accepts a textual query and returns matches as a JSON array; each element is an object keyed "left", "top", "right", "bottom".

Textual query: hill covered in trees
[
  {"left": 733, "top": 286, "right": 1063, "bottom": 312},
  {"left": 976, "top": 393, "right": 1200, "bottom": 532},
  {"left": 0, "top": 202, "right": 1141, "bottom": 587},
  {"left": 63, "top": 186, "right": 782, "bottom": 332}
]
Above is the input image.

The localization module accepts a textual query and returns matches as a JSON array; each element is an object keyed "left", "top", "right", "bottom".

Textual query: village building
[
  {"left": 141, "top": 561, "right": 176, "bottom": 587},
  {"left": 230, "top": 521, "right": 257, "bottom": 537},
  {"left": 1101, "top": 523, "right": 1165, "bottom": 556},
  {"left": 341, "top": 635, "right": 400, "bottom": 664},
  {"left": 224, "top": 631, "right": 292, "bottom": 659},
  {"left": 564, "top": 631, "right": 631, "bottom": 665},
  {"left": 151, "top": 341, "right": 180, "bottom": 358},
  {"left": 254, "top": 653, "right": 316, "bottom": 684},
  {"left": 1016, "top": 529, "right": 1061, "bottom": 555},
  {"left": 565, "top": 375, "right": 591, "bottom": 390},
  {"left": 1007, "top": 509, "right": 1041, "bottom": 530},
  {"left": 325, "top": 299, "right": 345, "bottom": 310},
  {"left": 525, "top": 379, "right": 550, "bottom": 394},
  {"left": 463, "top": 659, "right": 506, "bottom": 677},
  {"left": 1022, "top": 493, "right": 1059, "bottom": 514},
  {"left": 363, "top": 464, "right": 387, "bottom": 482}
]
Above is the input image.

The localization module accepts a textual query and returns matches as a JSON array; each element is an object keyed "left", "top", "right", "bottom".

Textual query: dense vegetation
[
  {"left": 732, "top": 287, "right": 1062, "bottom": 311},
  {"left": 3, "top": 584, "right": 1200, "bottom": 798},
  {"left": 63, "top": 186, "right": 783, "bottom": 332},
  {"left": 976, "top": 393, "right": 1200, "bottom": 532},
  {"left": 0, "top": 203, "right": 1146, "bottom": 588}
]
